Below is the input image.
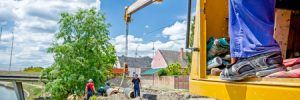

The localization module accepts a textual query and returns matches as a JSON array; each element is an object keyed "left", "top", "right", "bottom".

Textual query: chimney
[{"left": 180, "top": 48, "right": 184, "bottom": 59}]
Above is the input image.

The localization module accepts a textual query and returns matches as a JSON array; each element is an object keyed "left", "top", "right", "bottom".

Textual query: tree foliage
[
  {"left": 185, "top": 51, "right": 192, "bottom": 74},
  {"left": 42, "top": 8, "right": 116, "bottom": 99},
  {"left": 159, "top": 63, "right": 186, "bottom": 76},
  {"left": 158, "top": 68, "right": 168, "bottom": 76},
  {"left": 189, "top": 16, "right": 195, "bottom": 47},
  {"left": 24, "top": 66, "right": 44, "bottom": 72},
  {"left": 166, "top": 63, "right": 182, "bottom": 75}
]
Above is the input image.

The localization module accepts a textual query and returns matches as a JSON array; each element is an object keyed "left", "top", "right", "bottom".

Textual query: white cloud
[
  {"left": 162, "top": 21, "right": 186, "bottom": 41},
  {"left": 0, "top": 0, "right": 100, "bottom": 70},
  {"left": 112, "top": 21, "right": 187, "bottom": 57},
  {"left": 115, "top": 35, "right": 143, "bottom": 44},
  {"left": 145, "top": 25, "right": 150, "bottom": 28}
]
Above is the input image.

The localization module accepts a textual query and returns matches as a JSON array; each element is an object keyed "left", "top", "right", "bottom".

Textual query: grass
[
  {"left": 0, "top": 81, "right": 46, "bottom": 100},
  {"left": 23, "top": 84, "right": 44, "bottom": 100}
]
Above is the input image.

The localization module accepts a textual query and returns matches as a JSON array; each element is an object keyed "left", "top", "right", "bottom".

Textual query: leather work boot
[{"left": 220, "top": 51, "right": 286, "bottom": 81}]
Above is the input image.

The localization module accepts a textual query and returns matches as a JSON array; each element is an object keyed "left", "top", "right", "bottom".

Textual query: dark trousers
[
  {"left": 134, "top": 88, "right": 140, "bottom": 97},
  {"left": 86, "top": 91, "right": 93, "bottom": 100}
]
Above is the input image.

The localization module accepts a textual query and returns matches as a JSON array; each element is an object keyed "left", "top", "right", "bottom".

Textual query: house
[
  {"left": 151, "top": 48, "right": 188, "bottom": 69},
  {"left": 117, "top": 56, "right": 152, "bottom": 77},
  {"left": 141, "top": 48, "right": 189, "bottom": 90}
]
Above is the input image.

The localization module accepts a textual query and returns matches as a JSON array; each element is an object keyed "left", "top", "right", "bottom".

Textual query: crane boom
[
  {"left": 120, "top": 0, "right": 162, "bottom": 87},
  {"left": 124, "top": 0, "right": 162, "bottom": 23}
]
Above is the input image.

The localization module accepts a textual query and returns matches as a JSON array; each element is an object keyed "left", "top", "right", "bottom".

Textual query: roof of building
[
  {"left": 118, "top": 56, "right": 152, "bottom": 68},
  {"left": 112, "top": 68, "right": 128, "bottom": 74},
  {"left": 142, "top": 68, "right": 161, "bottom": 75},
  {"left": 159, "top": 50, "right": 188, "bottom": 68}
]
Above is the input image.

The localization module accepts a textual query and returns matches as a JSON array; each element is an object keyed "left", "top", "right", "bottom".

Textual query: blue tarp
[{"left": 142, "top": 68, "right": 161, "bottom": 75}]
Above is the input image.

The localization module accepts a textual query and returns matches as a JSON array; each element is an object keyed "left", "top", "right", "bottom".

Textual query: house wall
[
  {"left": 151, "top": 50, "right": 168, "bottom": 69},
  {"left": 140, "top": 75, "right": 154, "bottom": 87},
  {"left": 114, "top": 59, "right": 121, "bottom": 68},
  {"left": 141, "top": 75, "right": 189, "bottom": 90}
]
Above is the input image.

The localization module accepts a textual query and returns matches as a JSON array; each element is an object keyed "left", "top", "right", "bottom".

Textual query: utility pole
[
  {"left": 120, "top": 20, "right": 129, "bottom": 86},
  {"left": 9, "top": 32, "right": 14, "bottom": 72}
]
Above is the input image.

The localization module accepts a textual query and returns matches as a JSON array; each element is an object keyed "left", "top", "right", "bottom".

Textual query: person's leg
[
  {"left": 86, "top": 92, "right": 92, "bottom": 100},
  {"left": 221, "top": 0, "right": 285, "bottom": 81},
  {"left": 137, "top": 88, "right": 140, "bottom": 97},
  {"left": 134, "top": 88, "right": 137, "bottom": 98}
]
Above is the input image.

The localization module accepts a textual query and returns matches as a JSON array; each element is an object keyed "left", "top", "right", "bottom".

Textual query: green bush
[
  {"left": 182, "top": 68, "right": 190, "bottom": 75},
  {"left": 167, "top": 63, "right": 181, "bottom": 75},
  {"left": 158, "top": 63, "right": 188, "bottom": 76},
  {"left": 158, "top": 68, "right": 168, "bottom": 76}
]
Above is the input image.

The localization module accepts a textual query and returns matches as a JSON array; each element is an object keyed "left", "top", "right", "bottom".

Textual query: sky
[{"left": 0, "top": 0, "right": 196, "bottom": 70}]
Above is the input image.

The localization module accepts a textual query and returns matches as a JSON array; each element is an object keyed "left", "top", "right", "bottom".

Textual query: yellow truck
[{"left": 125, "top": 0, "right": 300, "bottom": 99}]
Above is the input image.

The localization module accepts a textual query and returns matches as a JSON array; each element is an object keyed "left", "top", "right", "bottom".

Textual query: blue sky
[
  {"left": 0, "top": 0, "right": 195, "bottom": 70},
  {"left": 102, "top": 0, "right": 195, "bottom": 41}
]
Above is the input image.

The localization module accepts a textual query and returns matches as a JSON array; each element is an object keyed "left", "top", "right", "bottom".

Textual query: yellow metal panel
[
  {"left": 193, "top": 0, "right": 229, "bottom": 78},
  {"left": 205, "top": 0, "right": 228, "bottom": 39},
  {"left": 190, "top": 79, "right": 300, "bottom": 100},
  {"left": 190, "top": 0, "right": 300, "bottom": 100},
  {"left": 199, "top": 0, "right": 207, "bottom": 78}
]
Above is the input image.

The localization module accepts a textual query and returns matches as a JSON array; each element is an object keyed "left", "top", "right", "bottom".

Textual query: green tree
[
  {"left": 189, "top": 16, "right": 195, "bottom": 47},
  {"left": 185, "top": 51, "right": 192, "bottom": 74},
  {"left": 166, "top": 63, "right": 182, "bottom": 75},
  {"left": 24, "top": 66, "right": 44, "bottom": 72},
  {"left": 42, "top": 8, "right": 116, "bottom": 99}
]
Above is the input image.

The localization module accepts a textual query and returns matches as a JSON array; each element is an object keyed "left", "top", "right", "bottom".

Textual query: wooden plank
[{"left": 274, "top": 9, "right": 292, "bottom": 59}]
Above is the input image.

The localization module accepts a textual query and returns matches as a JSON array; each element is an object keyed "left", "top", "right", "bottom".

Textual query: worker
[
  {"left": 98, "top": 82, "right": 110, "bottom": 96},
  {"left": 97, "top": 86, "right": 105, "bottom": 96},
  {"left": 86, "top": 79, "right": 96, "bottom": 100},
  {"left": 132, "top": 74, "right": 141, "bottom": 98},
  {"left": 220, "top": 0, "right": 286, "bottom": 81},
  {"left": 104, "top": 82, "right": 111, "bottom": 91}
]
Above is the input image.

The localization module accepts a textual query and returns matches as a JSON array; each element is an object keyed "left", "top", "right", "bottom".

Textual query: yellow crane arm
[{"left": 124, "top": 0, "right": 162, "bottom": 23}]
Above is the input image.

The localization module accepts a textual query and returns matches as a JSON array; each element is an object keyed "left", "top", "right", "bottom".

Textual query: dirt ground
[
  {"left": 71, "top": 77, "right": 215, "bottom": 100},
  {"left": 94, "top": 86, "right": 214, "bottom": 100}
]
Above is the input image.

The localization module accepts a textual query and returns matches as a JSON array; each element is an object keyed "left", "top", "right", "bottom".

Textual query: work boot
[{"left": 220, "top": 51, "right": 286, "bottom": 81}]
